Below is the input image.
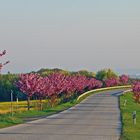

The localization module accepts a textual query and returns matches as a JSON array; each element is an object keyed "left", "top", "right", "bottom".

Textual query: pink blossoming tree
[
  {"left": 132, "top": 82, "right": 140, "bottom": 103},
  {"left": 17, "top": 73, "right": 42, "bottom": 110},
  {"left": 16, "top": 72, "right": 104, "bottom": 109},
  {"left": 0, "top": 50, "right": 9, "bottom": 73},
  {"left": 119, "top": 75, "right": 129, "bottom": 85},
  {"left": 104, "top": 77, "right": 119, "bottom": 87}
]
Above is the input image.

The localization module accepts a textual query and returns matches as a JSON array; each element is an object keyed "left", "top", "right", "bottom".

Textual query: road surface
[{"left": 0, "top": 89, "right": 124, "bottom": 140}]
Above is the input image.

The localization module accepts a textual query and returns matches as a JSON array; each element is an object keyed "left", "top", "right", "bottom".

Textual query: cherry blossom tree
[
  {"left": 72, "top": 75, "right": 88, "bottom": 94},
  {"left": 132, "top": 82, "right": 140, "bottom": 103},
  {"left": 63, "top": 75, "right": 103, "bottom": 101},
  {"left": 47, "top": 73, "right": 67, "bottom": 106},
  {"left": 119, "top": 75, "right": 129, "bottom": 85},
  {"left": 87, "top": 78, "right": 103, "bottom": 90},
  {"left": 16, "top": 73, "right": 41, "bottom": 110},
  {"left": 62, "top": 75, "right": 77, "bottom": 101},
  {"left": 0, "top": 50, "right": 9, "bottom": 73},
  {"left": 104, "top": 77, "right": 119, "bottom": 87}
]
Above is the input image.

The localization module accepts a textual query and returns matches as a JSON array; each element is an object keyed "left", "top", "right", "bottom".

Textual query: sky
[{"left": 0, "top": 0, "right": 140, "bottom": 74}]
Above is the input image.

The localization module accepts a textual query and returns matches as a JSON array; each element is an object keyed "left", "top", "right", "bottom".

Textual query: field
[
  {"left": 120, "top": 92, "right": 140, "bottom": 140},
  {"left": 0, "top": 100, "right": 49, "bottom": 114}
]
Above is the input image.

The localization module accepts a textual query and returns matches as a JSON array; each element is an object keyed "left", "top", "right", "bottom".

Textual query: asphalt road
[{"left": 0, "top": 89, "right": 124, "bottom": 140}]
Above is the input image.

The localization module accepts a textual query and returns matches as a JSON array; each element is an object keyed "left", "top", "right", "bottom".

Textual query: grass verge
[{"left": 120, "top": 92, "right": 140, "bottom": 140}]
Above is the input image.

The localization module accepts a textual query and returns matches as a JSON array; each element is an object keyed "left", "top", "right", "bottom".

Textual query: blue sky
[{"left": 0, "top": 0, "right": 140, "bottom": 74}]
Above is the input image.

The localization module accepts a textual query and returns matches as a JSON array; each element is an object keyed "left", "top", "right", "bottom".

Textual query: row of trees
[
  {"left": 104, "top": 75, "right": 129, "bottom": 87},
  {"left": 16, "top": 73, "right": 103, "bottom": 110},
  {"left": 0, "top": 69, "right": 130, "bottom": 102},
  {"left": 16, "top": 72, "right": 130, "bottom": 110}
]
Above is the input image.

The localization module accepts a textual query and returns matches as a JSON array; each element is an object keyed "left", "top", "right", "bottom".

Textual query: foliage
[
  {"left": 37, "top": 68, "right": 70, "bottom": 76},
  {"left": 16, "top": 73, "right": 42, "bottom": 110},
  {"left": 16, "top": 72, "right": 104, "bottom": 109},
  {"left": 73, "top": 70, "right": 96, "bottom": 78},
  {"left": 96, "top": 69, "right": 118, "bottom": 81},
  {"left": 0, "top": 74, "right": 22, "bottom": 101},
  {"left": 119, "top": 75, "right": 129, "bottom": 85},
  {"left": 104, "top": 77, "right": 120, "bottom": 87},
  {"left": 16, "top": 73, "right": 42, "bottom": 97},
  {"left": 104, "top": 74, "right": 129, "bottom": 87}
]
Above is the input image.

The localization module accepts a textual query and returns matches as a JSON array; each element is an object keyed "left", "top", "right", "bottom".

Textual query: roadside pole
[
  {"left": 124, "top": 99, "right": 127, "bottom": 106},
  {"left": 16, "top": 97, "right": 18, "bottom": 111},
  {"left": 11, "top": 90, "right": 13, "bottom": 116},
  {"left": 132, "top": 111, "right": 136, "bottom": 125}
]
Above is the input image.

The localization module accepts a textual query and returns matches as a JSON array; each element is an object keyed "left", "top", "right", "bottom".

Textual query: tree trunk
[
  {"left": 35, "top": 96, "right": 38, "bottom": 110},
  {"left": 27, "top": 96, "right": 30, "bottom": 111},
  {"left": 39, "top": 98, "right": 42, "bottom": 111},
  {"left": 50, "top": 95, "right": 57, "bottom": 107}
]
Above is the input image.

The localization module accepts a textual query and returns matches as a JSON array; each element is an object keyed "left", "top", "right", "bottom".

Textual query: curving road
[{"left": 0, "top": 89, "right": 124, "bottom": 140}]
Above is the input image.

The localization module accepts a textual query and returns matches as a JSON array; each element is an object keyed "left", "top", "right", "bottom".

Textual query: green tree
[
  {"left": 96, "top": 69, "right": 118, "bottom": 81},
  {"left": 0, "top": 74, "right": 24, "bottom": 101},
  {"left": 77, "top": 70, "right": 96, "bottom": 78}
]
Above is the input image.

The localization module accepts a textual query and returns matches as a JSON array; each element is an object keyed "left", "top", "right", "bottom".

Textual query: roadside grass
[
  {"left": 0, "top": 114, "right": 23, "bottom": 128},
  {"left": 15, "top": 100, "right": 76, "bottom": 119},
  {"left": 120, "top": 92, "right": 140, "bottom": 140}
]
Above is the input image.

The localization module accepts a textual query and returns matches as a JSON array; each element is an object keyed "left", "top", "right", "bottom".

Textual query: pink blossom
[
  {"left": 104, "top": 78, "right": 119, "bottom": 87},
  {"left": 119, "top": 75, "right": 129, "bottom": 85}
]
